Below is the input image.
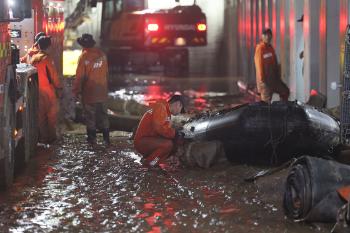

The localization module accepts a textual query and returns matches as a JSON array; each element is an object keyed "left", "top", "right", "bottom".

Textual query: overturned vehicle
[{"left": 181, "top": 101, "right": 340, "bottom": 165}]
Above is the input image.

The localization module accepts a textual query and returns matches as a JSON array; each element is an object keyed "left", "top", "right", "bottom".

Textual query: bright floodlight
[
  {"left": 147, "top": 0, "right": 194, "bottom": 10},
  {"left": 8, "top": 0, "right": 14, "bottom": 6},
  {"left": 148, "top": 0, "right": 174, "bottom": 9}
]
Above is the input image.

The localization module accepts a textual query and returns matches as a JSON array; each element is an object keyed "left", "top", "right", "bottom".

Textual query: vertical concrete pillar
[
  {"left": 241, "top": 0, "right": 251, "bottom": 82},
  {"left": 288, "top": 0, "right": 296, "bottom": 100},
  {"left": 239, "top": 0, "right": 247, "bottom": 78},
  {"left": 303, "top": 0, "right": 320, "bottom": 101},
  {"left": 253, "top": 0, "right": 258, "bottom": 45},
  {"left": 282, "top": 0, "right": 290, "bottom": 85},
  {"left": 267, "top": 0, "right": 274, "bottom": 29},
  {"left": 278, "top": 0, "right": 291, "bottom": 89},
  {"left": 326, "top": 0, "right": 346, "bottom": 108},
  {"left": 266, "top": 0, "right": 270, "bottom": 28},
  {"left": 286, "top": 0, "right": 304, "bottom": 101},
  {"left": 319, "top": 0, "right": 327, "bottom": 95},
  {"left": 224, "top": 0, "right": 238, "bottom": 77},
  {"left": 292, "top": 0, "right": 304, "bottom": 101},
  {"left": 249, "top": 0, "right": 257, "bottom": 83},
  {"left": 274, "top": 0, "right": 281, "bottom": 60},
  {"left": 271, "top": 0, "right": 277, "bottom": 47},
  {"left": 188, "top": 0, "right": 225, "bottom": 76},
  {"left": 259, "top": 0, "right": 264, "bottom": 33},
  {"left": 326, "top": 0, "right": 340, "bottom": 108}
]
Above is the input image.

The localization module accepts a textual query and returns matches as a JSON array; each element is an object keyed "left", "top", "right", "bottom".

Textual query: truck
[
  {"left": 100, "top": 0, "right": 207, "bottom": 79},
  {"left": 0, "top": 0, "right": 64, "bottom": 189}
]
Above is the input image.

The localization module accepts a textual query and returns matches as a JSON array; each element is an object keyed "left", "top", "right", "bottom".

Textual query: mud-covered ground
[{"left": 0, "top": 132, "right": 333, "bottom": 233}]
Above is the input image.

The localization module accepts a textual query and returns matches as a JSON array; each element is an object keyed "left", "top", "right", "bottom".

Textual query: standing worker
[
  {"left": 30, "top": 36, "right": 62, "bottom": 144},
  {"left": 73, "top": 33, "right": 110, "bottom": 145},
  {"left": 254, "top": 28, "right": 290, "bottom": 103},
  {"left": 134, "top": 95, "right": 185, "bottom": 167},
  {"left": 21, "top": 32, "right": 46, "bottom": 64}
]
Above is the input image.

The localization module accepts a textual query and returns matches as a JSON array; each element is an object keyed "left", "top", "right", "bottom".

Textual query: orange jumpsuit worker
[
  {"left": 254, "top": 28, "right": 290, "bottom": 103},
  {"left": 30, "top": 36, "right": 62, "bottom": 143},
  {"left": 72, "top": 33, "right": 110, "bottom": 145},
  {"left": 20, "top": 32, "right": 46, "bottom": 64},
  {"left": 134, "top": 95, "right": 185, "bottom": 167}
]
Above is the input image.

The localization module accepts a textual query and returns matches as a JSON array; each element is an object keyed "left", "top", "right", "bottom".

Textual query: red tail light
[
  {"left": 197, "top": 23, "right": 207, "bottom": 32},
  {"left": 310, "top": 89, "right": 318, "bottom": 96},
  {"left": 147, "top": 23, "right": 159, "bottom": 32}
]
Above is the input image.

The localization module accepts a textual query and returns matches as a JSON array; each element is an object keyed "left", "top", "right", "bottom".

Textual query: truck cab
[
  {"left": 100, "top": 0, "right": 207, "bottom": 79},
  {"left": 103, "top": 4, "right": 207, "bottom": 48}
]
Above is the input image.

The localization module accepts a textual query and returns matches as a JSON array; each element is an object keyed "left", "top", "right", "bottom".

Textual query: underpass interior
[{"left": 2, "top": 0, "right": 350, "bottom": 232}]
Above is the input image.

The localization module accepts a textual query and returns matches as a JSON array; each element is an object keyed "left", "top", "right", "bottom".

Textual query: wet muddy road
[{"left": 0, "top": 133, "right": 332, "bottom": 232}]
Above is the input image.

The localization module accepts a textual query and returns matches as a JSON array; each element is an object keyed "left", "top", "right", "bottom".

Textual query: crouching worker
[
  {"left": 134, "top": 95, "right": 185, "bottom": 167},
  {"left": 30, "top": 36, "right": 62, "bottom": 144},
  {"left": 73, "top": 34, "right": 110, "bottom": 145}
]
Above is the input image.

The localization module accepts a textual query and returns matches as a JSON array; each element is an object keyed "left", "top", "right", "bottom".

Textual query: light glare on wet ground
[{"left": 0, "top": 134, "right": 332, "bottom": 232}]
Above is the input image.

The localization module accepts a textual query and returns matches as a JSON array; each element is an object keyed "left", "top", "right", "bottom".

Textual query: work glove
[{"left": 174, "top": 130, "right": 185, "bottom": 145}]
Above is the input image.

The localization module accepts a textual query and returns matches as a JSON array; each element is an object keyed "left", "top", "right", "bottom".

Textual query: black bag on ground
[{"left": 283, "top": 156, "right": 350, "bottom": 222}]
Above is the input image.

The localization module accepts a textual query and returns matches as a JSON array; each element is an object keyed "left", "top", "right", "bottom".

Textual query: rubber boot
[
  {"left": 102, "top": 128, "right": 110, "bottom": 145},
  {"left": 147, "top": 154, "right": 161, "bottom": 167},
  {"left": 87, "top": 129, "right": 96, "bottom": 144}
]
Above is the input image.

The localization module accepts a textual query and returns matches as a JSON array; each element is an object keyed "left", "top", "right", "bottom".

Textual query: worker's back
[{"left": 134, "top": 100, "right": 175, "bottom": 143}]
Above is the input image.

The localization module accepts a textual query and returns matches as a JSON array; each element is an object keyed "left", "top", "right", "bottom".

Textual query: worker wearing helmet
[
  {"left": 20, "top": 32, "right": 46, "bottom": 64},
  {"left": 254, "top": 28, "right": 290, "bottom": 103},
  {"left": 30, "top": 36, "right": 62, "bottom": 144},
  {"left": 73, "top": 33, "right": 110, "bottom": 145},
  {"left": 134, "top": 95, "right": 185, "bottom": 167}
]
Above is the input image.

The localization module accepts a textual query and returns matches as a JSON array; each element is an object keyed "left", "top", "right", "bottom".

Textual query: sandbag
[
  {"left": 283, "top": 156, "right": 350, "bottom": 222},
  {"left": 180, "top": 140, "right": 227, "bottom": 168}
]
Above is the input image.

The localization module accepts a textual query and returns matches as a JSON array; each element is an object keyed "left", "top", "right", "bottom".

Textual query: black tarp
[{"left": 283, "top": 156, "right": 350, "bottom": 222}]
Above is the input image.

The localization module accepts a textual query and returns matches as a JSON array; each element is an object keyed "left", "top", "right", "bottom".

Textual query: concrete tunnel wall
[
  {"left": 187, "top": 0, "right": 226, "bottom": 76},
  {"left": 224, "top": 0, "right": 350, "bottom": 108}
]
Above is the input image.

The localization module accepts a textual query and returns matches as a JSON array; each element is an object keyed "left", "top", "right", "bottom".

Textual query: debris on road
[
  {"left": 284, "top": 156, "right": 350, "bottom": 223},
  {"left": 178, "top": 140, "right": 227, "bottom": 168}
]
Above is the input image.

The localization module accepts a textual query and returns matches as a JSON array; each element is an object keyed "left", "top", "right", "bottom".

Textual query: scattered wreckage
[{"left": 283, "top": 156, "right": 350, "bottom": 223}]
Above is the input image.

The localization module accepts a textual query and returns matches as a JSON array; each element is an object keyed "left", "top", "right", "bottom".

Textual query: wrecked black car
[{"left": 182, "top": 101, "right": 340, "bottom": 165}]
